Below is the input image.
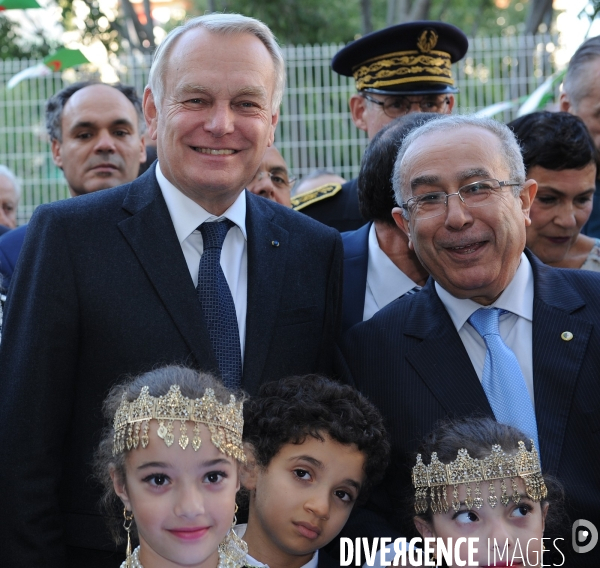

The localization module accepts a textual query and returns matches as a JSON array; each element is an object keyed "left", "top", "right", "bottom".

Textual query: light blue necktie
[
  {"left": 197, "top": 220, "right": 242, "bottom": 389},
  {"left": 468, "top": 308, "right": 540, "bottom": 455}
]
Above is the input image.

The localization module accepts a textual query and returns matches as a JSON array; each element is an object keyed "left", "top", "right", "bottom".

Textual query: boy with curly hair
[{"left": 237, "top": 375, "right": 390, "bottom": 568}]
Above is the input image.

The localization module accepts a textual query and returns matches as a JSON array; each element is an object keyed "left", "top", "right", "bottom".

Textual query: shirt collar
[
  {"left": 367, "top": 223, "right": 418, "bottom": 307},
  {"left": 156, "top": 162, "right": 247, "bottom": 243},
  {"left": 435, "top": 252, "right": 534, "bottom": 331},
  {"left": 232, "top": 524, "right": 319, "bottom": 568}
]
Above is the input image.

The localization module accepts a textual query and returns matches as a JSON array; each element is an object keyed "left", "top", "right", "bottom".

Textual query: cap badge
[{"left": 417, "top": 29, "right": 439, "bottom": 53}]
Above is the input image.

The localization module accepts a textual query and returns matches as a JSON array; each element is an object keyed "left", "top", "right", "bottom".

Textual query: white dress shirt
[
  {"left": 156, "top": 163, "right": 248, "bottom": 361},
  {"left": 363, "top": 223, "right": 419, "bottom": 321},
  {"left": 435, "top": 253, "right": 535, "bottom": 404},
  {"left": 233, "top": 524, "right": 319, "bottom": 568}
]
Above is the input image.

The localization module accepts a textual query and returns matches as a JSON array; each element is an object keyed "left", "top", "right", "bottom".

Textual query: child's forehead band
[
  {"left": 412, "top": 442, "right": 546, "bottom": 515},
  {"left": 112, "top": 384, "right": 245, "bottom": 463}
]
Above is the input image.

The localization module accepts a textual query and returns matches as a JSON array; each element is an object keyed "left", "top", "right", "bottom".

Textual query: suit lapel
[
  {"left": 528, "top": 252, "right": 590, "bottom": 473},
  {"left": 403, "top": 281, "right": 493, "bottom": 417},
  {"left": 341, "top": 223, "right": 370, "bottom": 332},
  {"left": 242, "top": 193, "right": 289, "bottom": 393},
  {"left": 118, "top": 168, "right": 218, "bottom": 371}
]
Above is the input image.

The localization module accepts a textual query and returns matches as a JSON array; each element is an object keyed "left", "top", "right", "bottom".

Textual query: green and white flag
[
  {"left": 7, "top": 48, "right": 90, "bottom": 89},
  {"left": 0, "top": 0, "right": 41, "bottom": 10}
]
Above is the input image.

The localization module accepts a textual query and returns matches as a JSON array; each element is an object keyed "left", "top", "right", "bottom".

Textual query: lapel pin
[
  {"left": 561, "top": 331, "right": 573, "bottom": 341},
  {"left": 271, "top": 240, "right": 280, "bottom": 247}
]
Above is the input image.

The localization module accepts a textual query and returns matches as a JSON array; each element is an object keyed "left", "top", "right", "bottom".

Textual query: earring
[
  {"left": 218, "top": 503, "right": 248, "bottom": 568},
  {"left": 123, "top": 508, "right": 134, "bottom": 568}
]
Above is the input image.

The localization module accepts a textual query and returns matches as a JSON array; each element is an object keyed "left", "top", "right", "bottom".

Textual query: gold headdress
[
  {"left": 113, "top": 385, "right": 245, "bottom": 463},
  {"left": 412, "top": 441, "right": 546, "bottom": 515}
]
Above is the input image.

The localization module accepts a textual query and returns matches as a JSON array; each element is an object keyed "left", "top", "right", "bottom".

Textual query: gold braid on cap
[
  {"left": 353, "top": 30, "right": 454, "bottom": 91},
  {"left": 113, "top": 385, "right": 245, "bottom": 463},
  {"left": 412, "top": 441, "right": 546, "bottom": 515}
]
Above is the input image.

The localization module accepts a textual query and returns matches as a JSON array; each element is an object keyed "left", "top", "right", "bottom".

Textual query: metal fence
[{"left": 0, "top": 32, "right": 559, "bottom": 224}]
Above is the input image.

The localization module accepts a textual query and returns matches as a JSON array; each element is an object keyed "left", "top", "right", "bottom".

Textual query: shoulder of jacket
[{"left": 291, "top": 183, "right": 343, "bottom": 211}]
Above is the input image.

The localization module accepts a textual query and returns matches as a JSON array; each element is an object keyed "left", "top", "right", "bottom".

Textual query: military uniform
[
  {"left": 294, "top": 21, "right": 467, "bottom": 229},
  {"left": 291, "top": 179, "right": 365, "bottom": 232}
]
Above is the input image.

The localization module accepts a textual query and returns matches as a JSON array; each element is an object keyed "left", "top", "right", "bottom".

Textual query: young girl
[
  {"left": 411, "top": 417, "right": 565, "bottom": 567},
  {"left": 95, "top": 366, "right": 248, "bottom": 568}
]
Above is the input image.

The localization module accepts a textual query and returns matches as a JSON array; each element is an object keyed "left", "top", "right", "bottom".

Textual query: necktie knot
[
  {"left": 469, "top": 307, "right": 501, "bottom": 338},
  {"left": 199, "top": 219, "right": 234, "bottom": 250}
]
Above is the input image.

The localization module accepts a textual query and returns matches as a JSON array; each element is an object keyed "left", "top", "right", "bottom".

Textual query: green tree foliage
[
  {"left": 190, "top": 0, "right": 531, "bottom": 45},
  {"left": 0, "top": 14, "right": 57, "bottom": 59}
]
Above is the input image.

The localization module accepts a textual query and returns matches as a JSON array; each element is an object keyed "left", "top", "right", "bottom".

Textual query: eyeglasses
[
  {"left": 363, "top": 93, "right": 451, "bottom": 118},
  {"left": 252, "top": 170, "right": 296, "bottom": 190},
  {"left": 401, "top": 179, "right": 522, "bottom": 220}
]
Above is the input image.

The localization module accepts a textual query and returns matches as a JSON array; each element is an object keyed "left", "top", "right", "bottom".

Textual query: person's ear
[
  {"left": 143, "top": 88, "right": 159, "bottom": 142},
  {"left": 239, "top": 443, "right": 258, "bottom": 491},
  {"left": 445, "top": 94, "right": 455, "bottom": 113},
  {"left": 392, "top": 207, "right": 414, "bottom": 250},
  {"left": 51, "top": 138, "right": 63, "bottom": 169},
  {"left": 559, "top": 92, "right": 572, "bottom": 113},
  {"left": 267, "top": 110, "right": 279, "bottom": 147},
  {"left": 110, "top": 466, "right": 131, "bottom": 510},
  {"left": 413, "top": 516, "right": 436, "bottom": 539},
  {"left": 349, "top": 94, "right": 369, "bottom": 133},
  {"left": 520, "top": 179, "right": 538, "bottom": 227}
]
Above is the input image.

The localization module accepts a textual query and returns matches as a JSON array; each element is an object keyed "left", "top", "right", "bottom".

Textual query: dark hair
[
  {"left": 509, "top": 111, "right": 599, "bottom": 174},
  {"left": 358, "top": 112, "right": 443, "bottom": 224},
  {"left": 45, "top": 81, "right": 145, "bottom": 142},
  {"left": 94, "top": 365, "right": 243, "bottom": 543},
  {"left": 242, "top": 375, "right": 390, "bottom": 501},
  {"left": 409, "top": 417, "right": 568, "bottom": 563}
]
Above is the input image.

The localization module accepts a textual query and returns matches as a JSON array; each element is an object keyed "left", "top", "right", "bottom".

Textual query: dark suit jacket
[
  {"left": 341, "top": 222, "right": 370, "bottom": 332},
  {"left": 581, "top": 179, "right": 600, "bottom": 238},
  {"left": 298, "top": 178, "right": 367, "bottom": 233},
  {"left": 0, "top": 223, "right": 27, "bottom": 290},
  {"left": 340, "top": 251, "right": 600, "bottom": 566},
  {"left": 0, "top": 165, "right": 343, "bottom": 567}
]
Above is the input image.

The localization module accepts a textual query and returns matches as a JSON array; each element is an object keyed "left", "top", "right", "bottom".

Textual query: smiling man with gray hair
[
  {"left": 0, "top": 13, "right": 342, "bottom": 567},
  {"left": 339, "top": 114, "right": 600, "bottom": 566}
]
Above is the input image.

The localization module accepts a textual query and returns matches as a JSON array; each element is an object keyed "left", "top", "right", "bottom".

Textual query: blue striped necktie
[
  {"left": 196, "top": 220, "right": 242, "bottom": 389},
  {"left": 468, "top": 308, "right": 540, "bottom": 455}
]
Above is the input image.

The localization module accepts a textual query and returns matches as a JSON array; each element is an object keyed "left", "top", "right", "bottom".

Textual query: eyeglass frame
[
  {"left": 252, "top": 169, "right": 297, "bottom": 189},
  {"left": 362, "top": 93, "right": 451, "bottom": 118},
  {"left": 400, "top": 179, "right": 522, "bottom": 220}
]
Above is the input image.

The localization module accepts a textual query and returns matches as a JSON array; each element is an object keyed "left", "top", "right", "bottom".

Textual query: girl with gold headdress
[
  {"left": 411, "top": 417, "right": 565, "bottom": 567},
  {"left": 95, "top": 366, "right": 247, "bottom": 568}
]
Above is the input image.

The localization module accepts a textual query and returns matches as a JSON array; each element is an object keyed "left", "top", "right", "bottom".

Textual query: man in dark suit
[
  {"left": 292, "top": 21, "right": 467, "bottom": 232},
  {"left": 341, "top": 115, "right": 600, "bottom": 566},
  {"left": 0, "top": 14, "right": 342, "bottom": 568},
  {"left": 0, "top": 81, "right": 147, "bottom": 291},
  {"left": 341, "top": 114, "right": 439, "bottom": 332}
]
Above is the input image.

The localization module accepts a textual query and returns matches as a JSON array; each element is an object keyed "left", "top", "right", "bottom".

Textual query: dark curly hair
[
  {"left": 242, "top": 375, "right": 390, "bottom": 502},
  {"left": 407, "top": 416, "right": 569, "bottom": 565},
  {"left": 358, "top": 112, "right": 443, "bottom": 224},
  {"left": 509, "top": 111, "right": 599, "bottom": 174}
]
